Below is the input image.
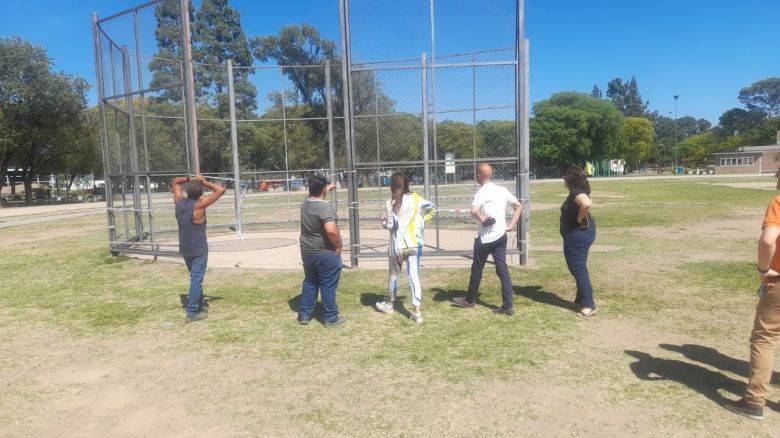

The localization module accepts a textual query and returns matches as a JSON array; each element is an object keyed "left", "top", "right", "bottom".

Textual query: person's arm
[
  {"left": 470, "top": 191, "right": 488, "bottom": 223},
  {"left": 758, "top": 226, "right": 780, "bottom": 286},
  {"left": 324, "top": 221, "right": 342, "bottom": 254},
  {"left": 195, "top": 176, "right": 227, "bottom": 209},
  {"left": 172, "top": 176, "right": 188, "bottom": 202},
  {"left": 382, "top": 200, "right": 395, "bottom": 230},
  {"left": 574, "top": 193, "right": 593, "bottom": 223},
  {"left": 506, "top": 200, "right": 523, "bottom": 231}
]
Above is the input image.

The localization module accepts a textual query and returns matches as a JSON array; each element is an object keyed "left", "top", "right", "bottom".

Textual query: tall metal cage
[{"left": 92, "top": 0, "right": 530, "bottom": 267}]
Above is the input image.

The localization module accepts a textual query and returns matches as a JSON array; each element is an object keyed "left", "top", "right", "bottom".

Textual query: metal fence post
[
  {"left": 226, "top": 59, "right": 242, "bottom": 239},
  {"left": 339, "top": 0, "right": 360, "bottom": 268},
  {"left": 421, "top": 53, "right": 430, "bottom": 199},
  {"left": 121, "top": 45, "right": 145, "bottom": 239},
  {"left": 180, "top": 0, "right": 199, "bottom": 174},
  {"left": 429, "top": 0, "right": 440, "bottom": 249},
  {"left": 515, "top": 0, "right": 530, "bottom": 266},
  {"left": 325, "top": 59, "right": 338, "bottom": 214},
  {"left": 133, "top": 9, "right": 156, "bottom": 255},
  {"left": 91, "top": 13, "right": 117, "bottom": 252},
  {"left": 279, "top": 67, "right": 292, "bottom": 222}
]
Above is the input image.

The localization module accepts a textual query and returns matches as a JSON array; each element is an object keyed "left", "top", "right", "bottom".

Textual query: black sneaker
[
  {"left": 323, "top": 316, "right": 347, "bottom": 327},
  {"left": 492, "top": 307, "right": 515, "bottom": 316},
  {"left": 452, "top": 297, "right": 475, "bottom": 308},
  {"left": 297, "top": 315, "right": 311, "bottom": 325},
  {"left": 724, "top": 398, "right": 763, "bottom": 421},
  {"left": 185, "top": 311, "right": 208, "bottom": 324}
]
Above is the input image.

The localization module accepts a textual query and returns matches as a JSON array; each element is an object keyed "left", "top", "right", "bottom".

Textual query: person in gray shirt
[{"left": 297, "top": 175, "right": 345, "bottom": 326}]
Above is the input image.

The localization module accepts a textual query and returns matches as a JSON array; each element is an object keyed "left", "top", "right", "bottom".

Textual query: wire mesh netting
[{"left": 94, "top": 0, "right": 528, "bottom": 266}]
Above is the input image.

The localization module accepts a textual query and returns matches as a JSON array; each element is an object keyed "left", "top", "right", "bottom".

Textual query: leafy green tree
[
  {"left": 739, "top": 77, "right": 780, "bottom": 117},
  {"left": 619, "top": 117, "right": 654, "bottom": 166},
  {"left": 719, "top": 108, "right": 765, "bottom": 136},
  {"left": 192, "top": 0, "right": 256, "bottom": 117},
  {"left": 530, "top": 92, "right": 625, "bottom": 167},
  {"left": 0, "top": 38, "right": 88, "bottom": 203},
  {"left": 591, "top": 84, "right": 602, "bottom": 99},
  {"left": 606, "top": 76, "right": 648, "bottom": 117},
  {"left": 148, "top": 0, "right": 195, "bottom": 103}
]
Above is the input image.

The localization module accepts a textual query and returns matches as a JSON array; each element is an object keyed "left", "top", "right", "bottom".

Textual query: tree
[
  {"left": 606, "top": 76, "right": 648, "bottom": 117},
  {"left": 192, "top": 0, "right": 256, "bottom": 117},
  {"left": 738, "top": 77, "right": 780, "bottom": 117},
  {"left": 148, "top": 0, "right": 195, "bottom": 103},
  {"left": 591, "top": 84, "right": 603, "bottom": 99},
  {"left": 619, "top": 117, "right": 654, "bottom": 166},
  {"left": 59, "top": 107, "right": 102, "bottom": 198},
  {"left": 0, "top": 38, "right": 89, "bottom": 204},
  {"left": 718, "top": 108, "right": 765, "bottom": 136},
  {"left": 530, "top": 92, "right": 625, "bottom": 167}
]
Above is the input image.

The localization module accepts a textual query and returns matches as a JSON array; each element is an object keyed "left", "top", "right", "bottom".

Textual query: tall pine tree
[
  {"left": 192, "top": 0, "right": 256, "bottom": 117},
  {"left": 148, "top": 0, "right": 195, "bottom": 103},
  {"left": 606, "top": 76, "right": 648, "bottom": 117}
]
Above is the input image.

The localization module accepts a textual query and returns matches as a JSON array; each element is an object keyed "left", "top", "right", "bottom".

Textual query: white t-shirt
[{"left": 471, "top": 181, "right": 519, "bottom": 244}]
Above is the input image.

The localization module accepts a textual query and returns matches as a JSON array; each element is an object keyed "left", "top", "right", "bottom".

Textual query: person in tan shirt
[{"left": 725, "top": 170, "right": 780, "bottom": 420}]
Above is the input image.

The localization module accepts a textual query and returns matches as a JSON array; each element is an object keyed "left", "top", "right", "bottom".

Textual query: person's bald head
[{"left": 476, "top": 164, "right": 493, "bottom": 185}]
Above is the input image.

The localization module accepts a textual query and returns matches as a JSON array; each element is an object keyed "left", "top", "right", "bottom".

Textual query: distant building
[{"left": 712, "top": 132, "right": 780, "bottom": 175}]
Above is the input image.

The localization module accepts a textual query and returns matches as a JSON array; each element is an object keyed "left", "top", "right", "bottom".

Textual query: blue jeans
[
  {"left": 563, "top": 226, "right": 596, "bottom": 309},
  {"left": 467, "top": 233, "right": 514, "bottom": 309},
  {"left": 183, "top": 254, "right": 208, "bottom": 316},
  {"left": 299, "top": 251, "right": 342, "bottom": 323}
]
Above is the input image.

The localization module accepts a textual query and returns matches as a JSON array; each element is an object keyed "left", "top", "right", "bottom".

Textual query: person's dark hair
[
  {"left": 308, "top": 175, "right": 328, "bottom": 197},
  {"left": 185, "top": 180, "right": 203, "bottom": 200},
  {"left": 389, "top": 171, "right": 411, "bottom": 213},
  {"left": 563, "top": 166, "right": 590, "bottom": 194}
]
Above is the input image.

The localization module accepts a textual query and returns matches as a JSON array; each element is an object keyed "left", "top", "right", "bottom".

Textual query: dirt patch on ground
[
  {"left": 619, "top": 215, "right": 763, "bottom": 242},
  {"left": 532, "top": 244, "right": 620, "bottom": 253},
  {"left": 711, "top": 182, "right": 776, "bottom": 190}
]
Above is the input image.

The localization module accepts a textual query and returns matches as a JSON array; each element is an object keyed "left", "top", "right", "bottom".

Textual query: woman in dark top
[{"left": 560, "top": 166, "right": 596, "bottom": 317}]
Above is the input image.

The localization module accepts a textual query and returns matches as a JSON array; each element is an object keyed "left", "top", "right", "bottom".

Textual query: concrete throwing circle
[{"left": 209, "top": 237, "right": 297, "bottom": 252}]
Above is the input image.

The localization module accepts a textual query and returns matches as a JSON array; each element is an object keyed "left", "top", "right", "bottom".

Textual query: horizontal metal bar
[
  {"left": 354, "top": 47, "right": 515, "bottom": 67},
  {"left": 96, "top": 0, "right": 164, "bottom": 24},
  {"left": 436, "top": 104, "right": 514, "bottom": 115},
  {"left": 351, "top": 60, "right": 516, "bottom": 73},
  {"left": 353, "top": 111, "right": 421, "bottom": 119},
  {"left": 97, "top": 26, "right": 124, "bottom": 51},
  {"left": 104, "top": 83, "right": 184, "bottom": 101},
  {"left": 104, "top": 99, "right": 131, "bottom": 116}
]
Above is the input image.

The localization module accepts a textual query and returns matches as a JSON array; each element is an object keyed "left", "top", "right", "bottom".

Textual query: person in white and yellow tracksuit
[{"left": 375, "top": 172, "right": 437, "bottom": 323}]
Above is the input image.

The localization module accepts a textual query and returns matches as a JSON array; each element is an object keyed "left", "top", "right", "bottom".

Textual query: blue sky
[{"left": 1, "top": 0, "right": 777, "bottom": 123}]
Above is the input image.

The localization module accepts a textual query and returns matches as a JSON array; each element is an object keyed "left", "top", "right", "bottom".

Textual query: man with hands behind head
[
  {"left": 172, "top": 174, "right": 226, "bottom": 323},
  {"left": 453, "top": 164, "right": 522, "bottom": 315}
]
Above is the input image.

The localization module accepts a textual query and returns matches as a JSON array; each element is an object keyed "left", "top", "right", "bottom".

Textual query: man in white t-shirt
[{"left": 453, "top": 164, "right": 523, "bottom": 315}]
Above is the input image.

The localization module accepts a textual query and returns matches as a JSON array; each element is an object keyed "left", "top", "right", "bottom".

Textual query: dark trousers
[
  {"left": 563, "top": 226, "right": 596, "bottom": 309},
  {"left": 299, "top": 251, "right": 342, "bottom": 323},
  {"left": 467, "top": 233, "right": 514, "bottom": 309},
  {"left": 183, "top": 253, "right": 208, "bottom": 316}
]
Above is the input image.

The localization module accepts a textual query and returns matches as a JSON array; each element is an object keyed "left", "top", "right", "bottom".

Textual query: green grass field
[{"left": 1, "top": 176, "right": 779, "bottom": 436}]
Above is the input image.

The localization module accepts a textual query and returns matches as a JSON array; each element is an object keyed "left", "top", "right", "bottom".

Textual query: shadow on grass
[
  {"left": 626, "top": 349, "right": 780, "bottom": 413},
  {"left": 287, "top": 294, "right": 326, "bottom": 325},
  {"left": 513, "top": 285, "right": 576, "bottom": 312},
  {"left": 660, "top": 343, "right": 779, "bottom": 385},
  {"left": 431, "top": 288, "right": 499, "bottom": 310},
  {"left": 360, "top": 293, "right": 412, "bottom": 319},
  {"left": 179, "top": 294, "right": 224, "bottom": 309}
]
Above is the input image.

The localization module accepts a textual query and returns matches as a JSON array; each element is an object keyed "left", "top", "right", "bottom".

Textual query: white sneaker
[
  {"left": 375, "top": 300, "right": 394, "bottom": 313},
  {"left": 411, "top": 311, "right": 423, "bottom": 324}
]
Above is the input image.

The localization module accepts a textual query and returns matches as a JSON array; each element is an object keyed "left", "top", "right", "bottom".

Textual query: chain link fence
[{"left": 93, "top": 0, "right": 529, "bottom": 266}]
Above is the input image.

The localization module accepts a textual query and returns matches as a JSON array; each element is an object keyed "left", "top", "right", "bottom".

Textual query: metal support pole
[
  {"left": 421, "top": 53, "right": 431, "bottom": 199},
  {"left": 325, "top": 60, "right": 338, "bottom": 214},
  {"left": 515, "top": 0, "right": 530, "bottom": 266},
  {"left": 227, "top": 59, "right": 243, "bottom": 239},
  {"left": 429, "top": 0, "right": 440, "bottom": 249},
  {"left": 180, "top": 0, "right": 200, "bottom": 174},
  {"left": 121, "top": 46, "right": 145, "bottom": 239},
  {"left": 374, "top": 70, "right": 382, "bottom": 214},
  {"left": 110, "top": 45, "right": 130, "bottom": 240},
  {"left": 91, "top": 13, "right": 117, "bottom": 251},
  {"left": 134, "top": 9, "right": 156, "bottom": 253},
  {"left": 339, "top": 0, "right": 360, "bottom": 267},
  {"left": 472, "top": 51, "right": 478, "bottom": 188},
  {"left": 280, "top": 67, "right": 292, "bottom": 221}
]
